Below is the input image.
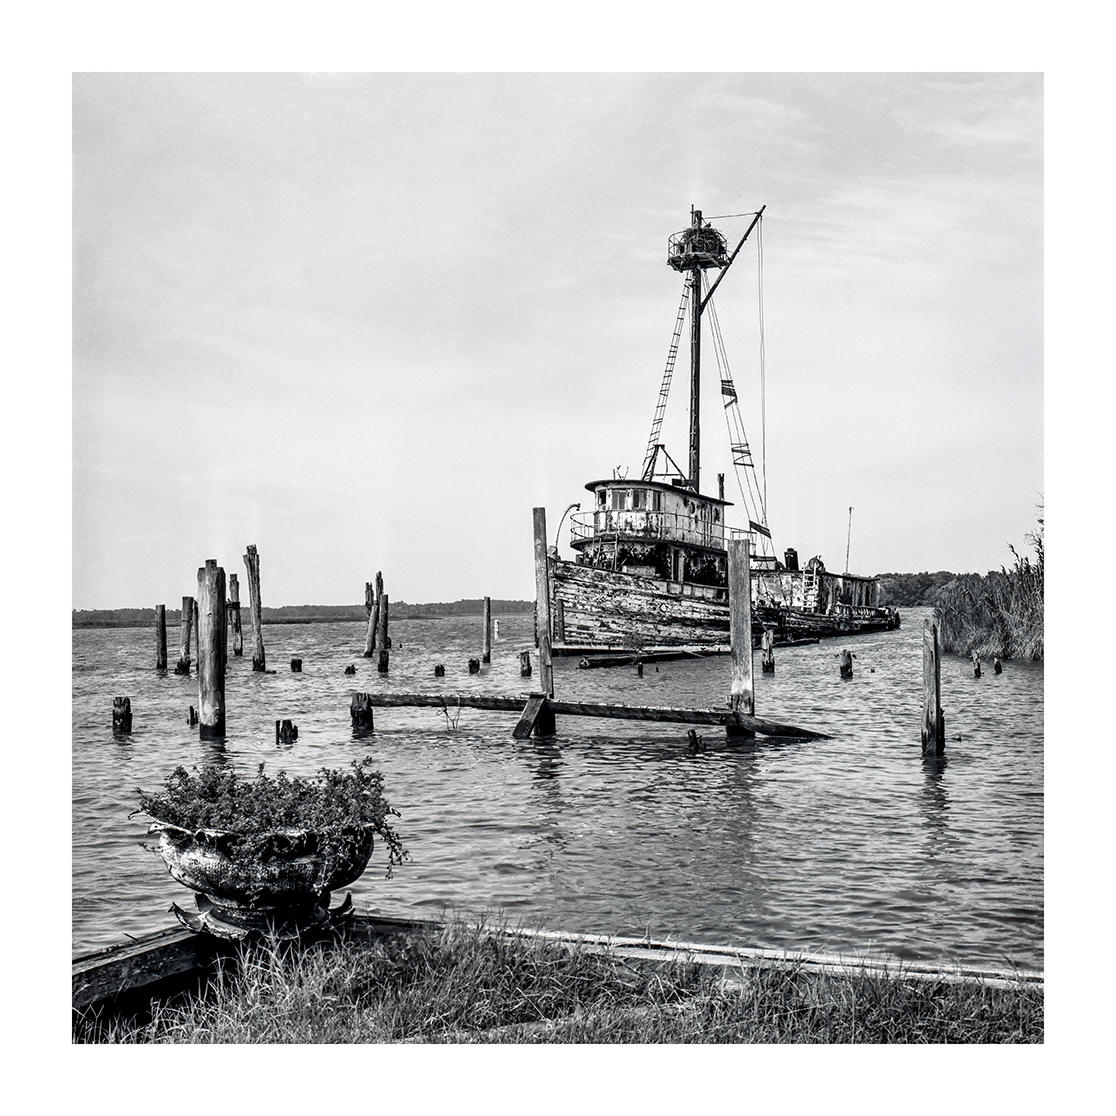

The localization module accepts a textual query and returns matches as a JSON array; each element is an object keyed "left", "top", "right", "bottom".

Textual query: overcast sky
[{"left": 72, "top": 73, "right": 1042, "bottom": 608}]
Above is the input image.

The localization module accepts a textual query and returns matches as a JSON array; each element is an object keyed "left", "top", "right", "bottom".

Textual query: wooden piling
[
  {"left": 482, "top": 596, "right": 492, "bottom": 664},
  {"left": 519, "top": 650, "right": 532, "bottom": 677},
  {"left": 376, "top": 590, "right": 390, "bottom": 653},
  {"left": 761, "top": 627, "right": 775, "bottom": 674},
  {"left": 726, "top": 536, "right": 754, "bottom": 738},
  {"left": 922, "top": 615, "right": 946, "bottom": 756},
  {"left": 344, "top": 664, "right": 357, "bottom": 675},
  {"left": 193, "top": 598, "right": 199, "bottom": 664},
  {"left": 228, "top": 573, "right": 243, "bottom": 657},
  {"left": 994, "top": 656, "right": 1003, "bottom": 675},
  {"left": 434, "top": 664, "right": 446, "bottom": 678},
  {"left": 243, "top": 545, "right": 265, "bottom": 672},
  {"left": 377, "top": 647, "right": 389, "bottom": 674},
  {"left": 112, "top": 696, "right": 132, "bottom": 733},
  {"left": 839, "top": 649, "right": 853, "bottom": 680},
  {"left": 155, "top": 605, "right": 167, "bottom": 670},
  {"left": 275, "top": 719, "right": 298, "bottom": 743},
  {"left": 971, "top": 651, "right": 982, "bottom": 679},
  {"left": 187, "top": 706, "right": 198, "bottom": 727},
  {"left": 175, "top": 595, "right": 194, "bottom": 674},
  {"left": 363, "top": 580, "right": 377, "bottom": 657},
  {"left": 350, "top": 693, "right": 375, "bottom": 731},
  {"left": 532, "top": 507, "right": 555, "bottom": 697},
  {"left": 290, "top": 658, "right": 302, "bottom": 672},
  {"left": 468, "top": 658, "right": 480, "bottom": 674},
  {"left": 636, "top": 661, "right": 644, "bottom": 677},
  {"left": 196, "top": 559, "right": 227, "bottom": 738}
]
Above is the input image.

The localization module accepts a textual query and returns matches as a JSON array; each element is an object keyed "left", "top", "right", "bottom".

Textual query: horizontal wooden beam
[
  {"left": 360, "top": 692, "right": 827, "bottom": 739},
  {"left": 72, "top": 926, "right": 228, "bottom": 1011}
]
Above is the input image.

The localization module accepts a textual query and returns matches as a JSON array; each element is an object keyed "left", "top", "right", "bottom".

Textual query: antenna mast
[{"left": 845, "top": 506, "right": 854, "bottom": 573}]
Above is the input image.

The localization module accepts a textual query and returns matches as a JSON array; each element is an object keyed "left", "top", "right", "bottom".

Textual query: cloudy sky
[{"left": 72, "top": 73, "right": 1042, "bottom": 608}]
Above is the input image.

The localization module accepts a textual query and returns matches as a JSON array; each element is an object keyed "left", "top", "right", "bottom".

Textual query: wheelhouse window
[
  {"left": 631, "top": 488, "right": 646, "bottom": 510},
  {"left": 611, "top": 489, "right": 629, "bottom": 511}
]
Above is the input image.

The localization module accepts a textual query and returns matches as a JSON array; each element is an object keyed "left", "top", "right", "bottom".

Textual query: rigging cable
[{"left": 758, "top": 214, "right": 767, "bottom": 515}]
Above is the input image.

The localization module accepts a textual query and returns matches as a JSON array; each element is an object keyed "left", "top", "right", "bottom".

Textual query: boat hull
[{"left": 547, "top": 558, "right": 898, "bottom": 656}]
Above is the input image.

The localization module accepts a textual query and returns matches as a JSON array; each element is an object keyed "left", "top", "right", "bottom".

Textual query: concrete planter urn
[{"left": 151, "top": 821, "right": 378, "bottom": 939}]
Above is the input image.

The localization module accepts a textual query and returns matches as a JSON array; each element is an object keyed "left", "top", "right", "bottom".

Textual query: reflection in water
[
  {"left": 920, "top": 754, "right": 950, "bottom": 857},
  {"left": 72, "top": 610, "right": 1043, "bottom": 968}
]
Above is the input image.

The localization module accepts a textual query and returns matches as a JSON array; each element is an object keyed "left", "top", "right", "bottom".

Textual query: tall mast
[{"left": 688, "top": 208, "right": 703, "bottom": 492}]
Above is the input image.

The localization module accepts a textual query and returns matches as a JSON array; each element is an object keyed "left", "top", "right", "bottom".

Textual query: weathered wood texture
[
  {"left": 155, "top": 604, "right": 167, "bottom": 670},
  {"left": 175, "top": 595, "right": 195, "bottom": 674},
  {"left": 290, "top": 658, "right": 302, "bottom": 672},
  {"left": 532, "top": 508, "right": 555, "bottom": 696},
  {"left": 350, "top": 692, "right": 375, "bottom": 730},
  {"left": 243, "top": 544, "right": 265, "bottom": 671},
  {"left": 196, "top": 560, "right": 227, "bottom": 737},
  {"left": 72, "top": 912, "right": 1040, "bottom": 1016},
  {"left": 376, "top": 589, "right": 389, "bottom": 652},
  {"left": 482, "top": 596, "right": 492, "bottom": 664},
  {"left": 377, "top": 647, "right": 389, "bottom": 674},
  {"left": 72, "top": 927, "right": 229, "bottom": 1012},
  {"left": 228, "top": 572, "right": 243, "bottom": 657},
  {"left": 519, "top": 650, "right": 532, "bottom": 676},
  {"left": 363, "top": 579, "right": 377, "bottom": 656},
  {"left": 359, "top": 692, "right": 826, "bottom": 738},
  {"left": 112, "top": 696, "right": 132, "bottom": 733},
  {"left": 761, "top": 627, "right": 775, "bottom": 673},
  {"left": 922, "top": 615, "right": 946, "bottom": 756},
  {"left": 727, "top": 537, "right": 755, "bottom": 734},
  {"left": 840, "top": 649, "right": 854, "bottom": 680}
]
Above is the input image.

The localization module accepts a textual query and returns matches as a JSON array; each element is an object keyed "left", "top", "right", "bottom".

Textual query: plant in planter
[{"left": 136, "top": 757, "right": 407, "bottom": 940}]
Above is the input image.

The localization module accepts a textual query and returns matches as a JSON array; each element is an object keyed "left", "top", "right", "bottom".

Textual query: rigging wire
[{"left": 758, "top": 214, "right": 768, "bottom": 516}]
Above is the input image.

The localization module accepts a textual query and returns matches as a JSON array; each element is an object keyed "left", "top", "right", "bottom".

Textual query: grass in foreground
[{"left": 75, "top": 921, "right": 1042, "bottom": 1044}]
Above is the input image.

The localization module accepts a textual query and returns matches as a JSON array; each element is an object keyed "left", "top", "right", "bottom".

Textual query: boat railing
[{"left": 569, "top": 509, "right": 725, "bottom": 550}]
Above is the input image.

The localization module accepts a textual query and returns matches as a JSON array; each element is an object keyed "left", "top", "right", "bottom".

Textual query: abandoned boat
[{"left": 545, "top": 206, "right": 899, "bottom": 656}]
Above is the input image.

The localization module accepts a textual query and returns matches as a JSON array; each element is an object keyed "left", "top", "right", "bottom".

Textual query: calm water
[{"left": 72, "top": 607, "right": 1043, "bottom": 968}]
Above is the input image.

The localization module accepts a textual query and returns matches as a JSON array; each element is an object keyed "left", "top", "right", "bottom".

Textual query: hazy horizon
[{"left": 73, "top": 73, "right": 1042, "bottom": 609}]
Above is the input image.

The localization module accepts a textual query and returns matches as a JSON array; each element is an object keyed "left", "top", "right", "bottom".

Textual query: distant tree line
[
  {"left": 873, "top": 572, "right": 960, "bottom": 607},
  {"left": 72, "top": 599, "right": 535, "bottom": 629}
]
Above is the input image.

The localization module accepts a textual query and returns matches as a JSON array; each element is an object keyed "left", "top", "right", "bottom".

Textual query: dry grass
[{"left": 76, "top": 921, "right": 1042, "bottom": 1045}]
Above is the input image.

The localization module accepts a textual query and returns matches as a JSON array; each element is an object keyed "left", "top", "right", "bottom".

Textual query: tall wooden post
[
  {"left": 192, "top": 598, "right": 199, "bottom": 664},
  {"left": 196, "top": 559, "right": 227, "bottom": 738},
  {"left": 532, "top": 508, "right": 554, "bottom": 697},
  {"left": 726, "top": 535, "right": 754, "bottom": 739},
  {"left": 363, "top": 580, "right": 376, "bottom": 657},
  {"left": 175, "top": 595, "right": 195, "bottom": 674},
  {"left": 228, "top": 573, "right": 243, "bottom": 657},
  {"left": 482, "top": 596, "right": 492, "bottom": 664},
  {"left": 243, "top": 544, "right": 265, "bottom": 672},
  {"left": 922, "top": 615, "right": 946, "bottom": 756},
  {"left": 155, "top": 604, "right": 167, "bottom": 670},
  {"left": 377, "top": 592, "right": 389, "bottom": 657}
]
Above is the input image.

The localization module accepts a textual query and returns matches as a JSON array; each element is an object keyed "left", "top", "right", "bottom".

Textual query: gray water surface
[{"left": 72, "top": 607, "right": 1043, "bottom": 968}]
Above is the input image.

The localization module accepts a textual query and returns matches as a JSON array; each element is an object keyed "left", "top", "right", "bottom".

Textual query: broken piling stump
[
  {"left": 519, "top": 651, "right": 532, "bottom": 677},
  {"left": 377, "top": 589, "right": 390, "bottom": 652},
  {"left": 290, "top": 658, "right": 302, "bottom": 673},
  {"left": 344, "top": 664, "right": 357, "bottom": 675},
  {"left": 196, "top": 559, "right": 227, "bottom": 739},
  {"left": 761, "top": 628, "right": 775, "bottom": 674},
  {"left": 275, "top": 719, "right": 298, "bottom": 744},
  {"left": 482, "top": 596, "right": 492, "bottom": 664},
  {"left": 468, "top": 658, "right": 480, "bottom": 674},
  {"left": 636, "top": 661, "right": 644, "bottom": 677},
  {"left": 243, "top": 544, "right": 265, "bottom": 672},
  {"left": 971, "top": 652, "right": 982, "bottom": 679},
  {"left": 112, "top": 696, "right": 132, "bottom": 734},
  {"left": 175, "top": 595, "right": 195, "bottom": 675},
  {"left": 994, "top": 656, "right": 1003, "bottom": 675},
  {"left": 155, "top": 605, "right": 167, "bottom": 670},
  {"left": 187, "top": 706, "right": 198, "bottom": 727},
  {"left": 840, "top": 650, "right": 854, "bottom": 680},
  {"left": 434, "top": 664, "right": 445, "bottom": 678},
  {"left": 350, "top": 693, "right": 375, "bottom": 731}
]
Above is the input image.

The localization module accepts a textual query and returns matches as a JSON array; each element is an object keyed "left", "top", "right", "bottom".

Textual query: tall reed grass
[
  {"left": 934, "top": 514, "right": 1044, "bottom": 660},
  {"left": 76, "top": 921, "right": 1042, "bottom": 1044}
]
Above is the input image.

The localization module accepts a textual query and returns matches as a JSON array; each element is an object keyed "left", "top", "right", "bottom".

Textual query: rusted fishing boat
[{"left": 545, "top": 206, "right": 899, "bottom": 657}]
